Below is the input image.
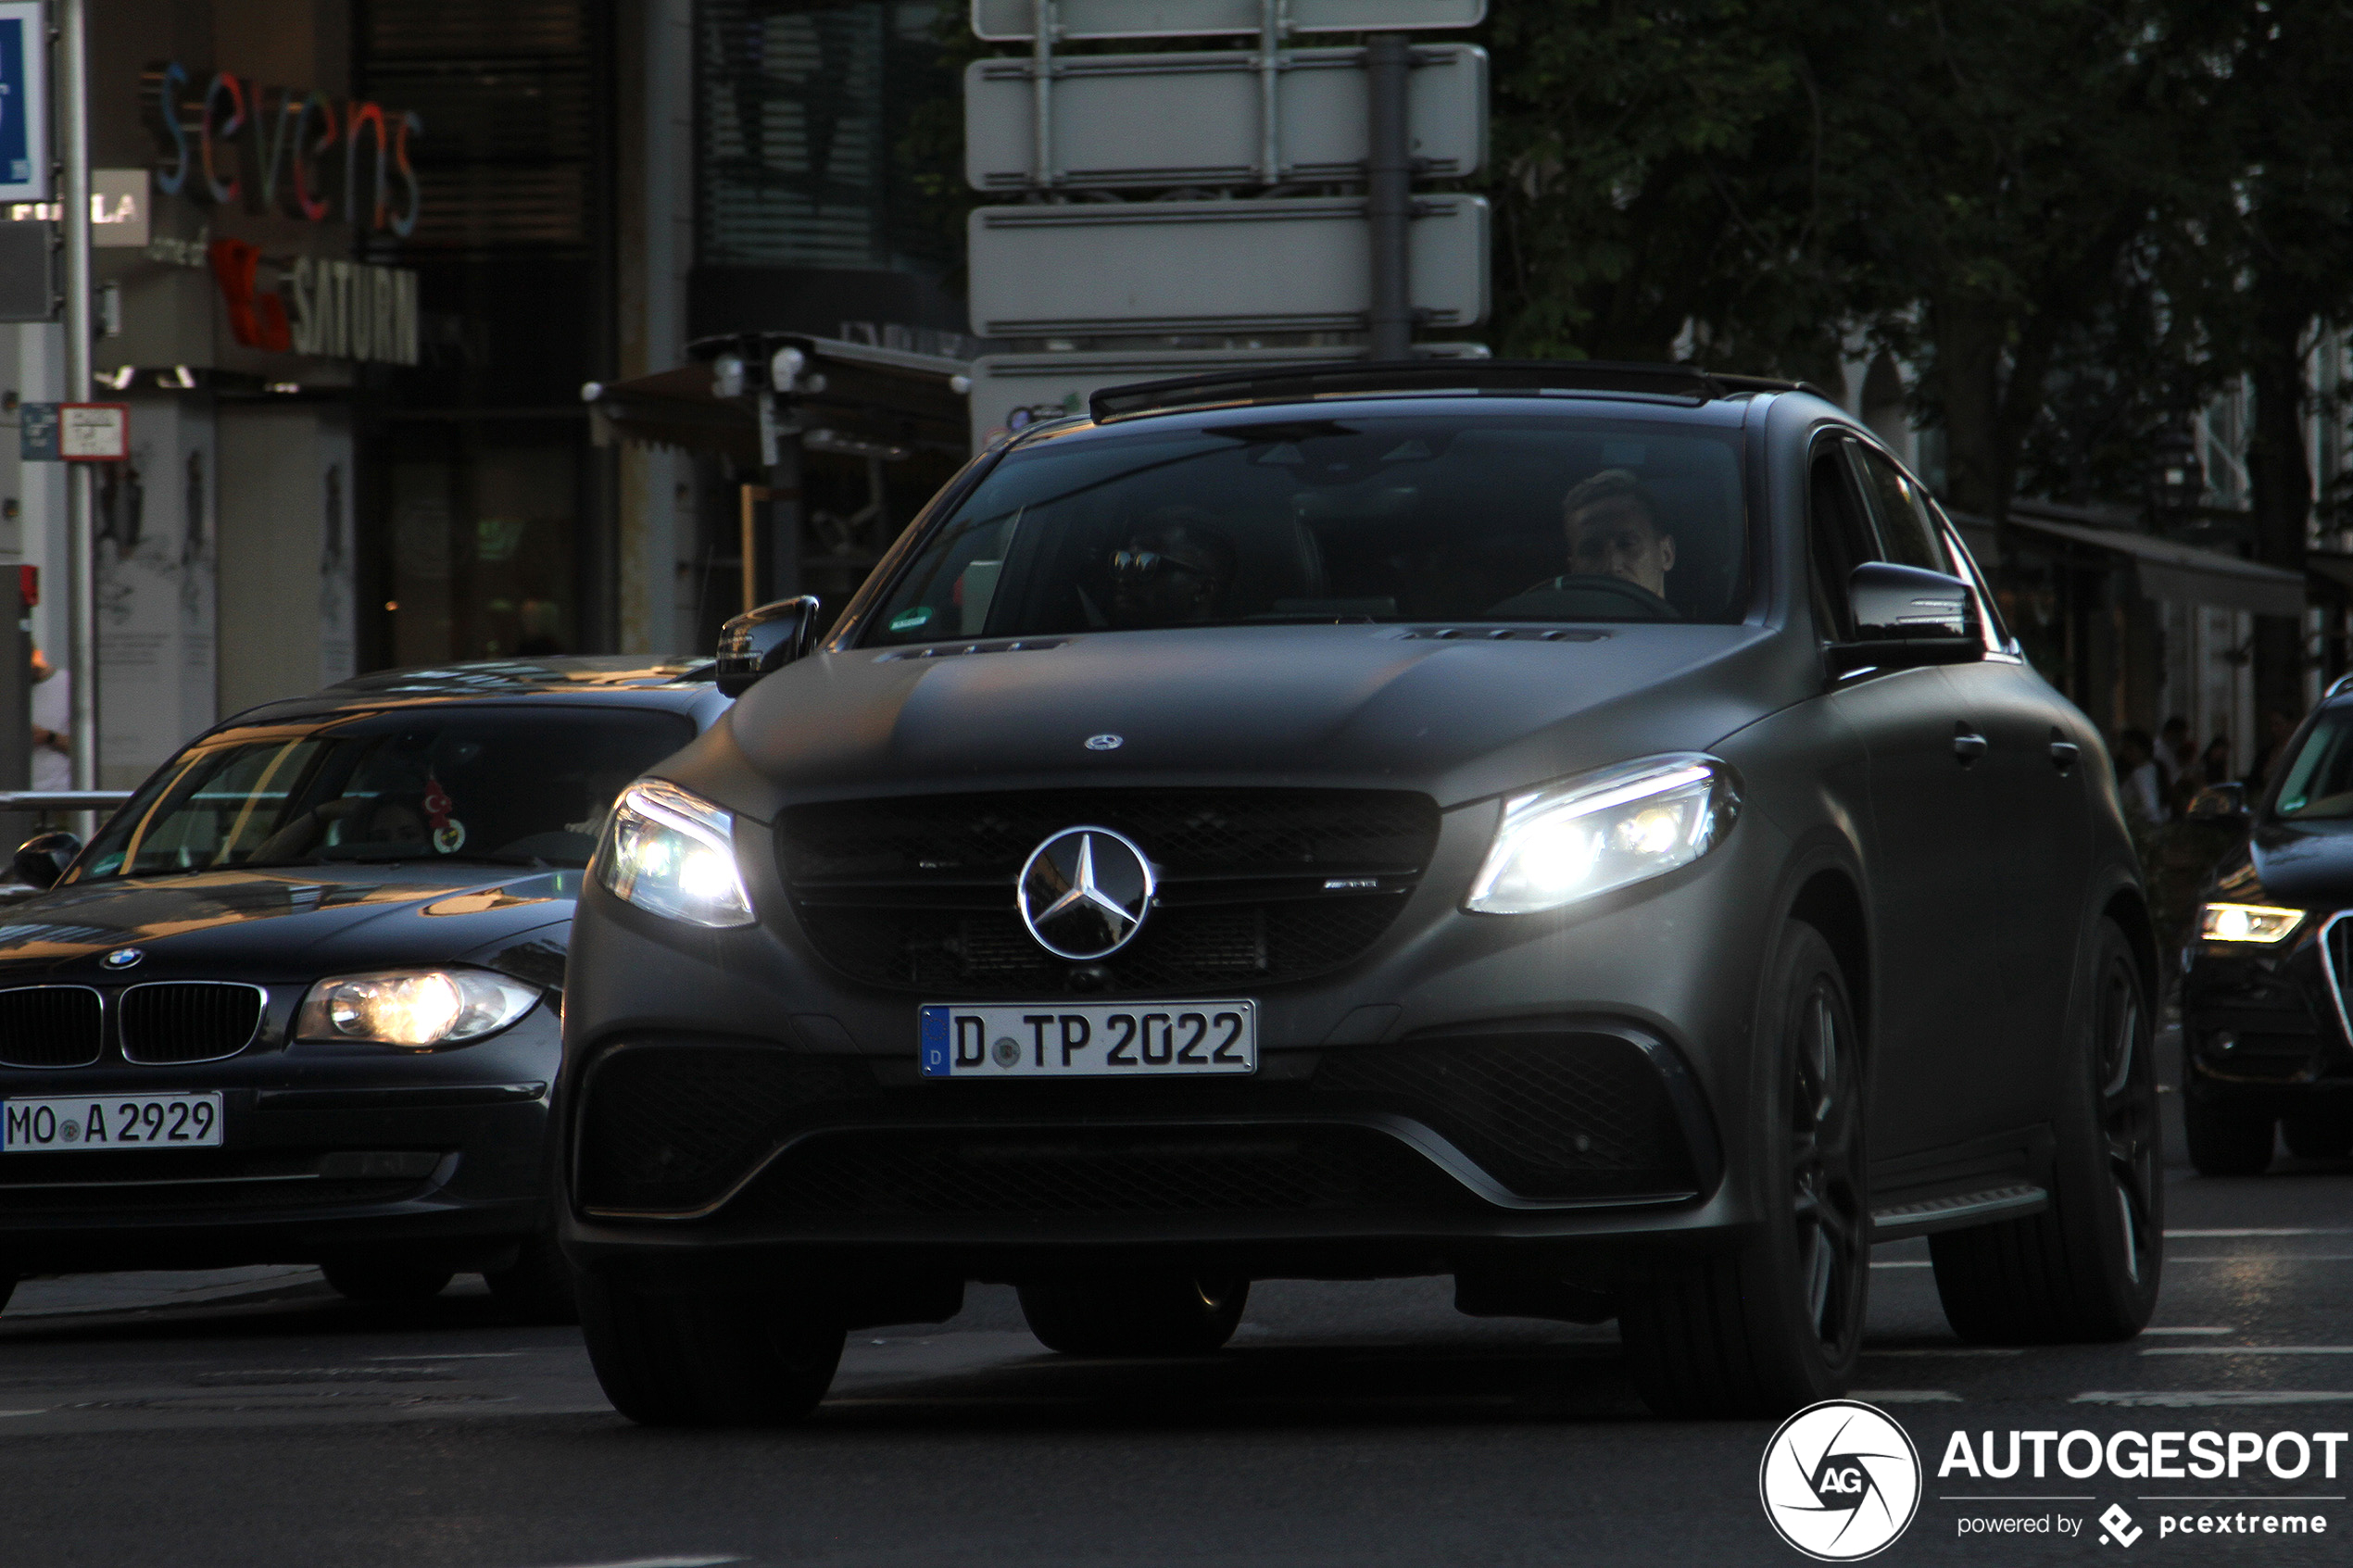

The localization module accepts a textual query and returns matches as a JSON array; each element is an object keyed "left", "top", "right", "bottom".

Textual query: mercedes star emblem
[
  {"left": 1084, "top": 734, "right": 1124, "bottom": 751},
  {"left": 1017, "top": 826, "right": 1155, "bottom": 960},
  {"left": 101, "top": 947, "right": 144, "bottom": 970}
]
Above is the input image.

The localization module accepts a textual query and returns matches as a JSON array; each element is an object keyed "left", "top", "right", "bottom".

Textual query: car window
[
  {"left": 2272, "top": 713, "right": 2353, "bottom": 820},
  {"left": 1808, "top": 440, "right": 1875, "bottom": 640},
  {"left": 79, "top": 708, "right": 697, "bottom": 880},
  {"left": 864, "top": 410, "right": 1754, "bottom": 637},
  {"left": 1935, "top": 510, "right": 2011, "bottom": 652},
  {"left": 1851, "top": 445, "right": 1954, "bottom": 576}
]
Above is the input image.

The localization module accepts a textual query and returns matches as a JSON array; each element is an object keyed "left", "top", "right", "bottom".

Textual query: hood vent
[
  {"left": 876, "top": 638, "right": 1069, "bottom": 663},
  {"left": 1390, "top": 626, "right": 1609, "bottom": 643}
]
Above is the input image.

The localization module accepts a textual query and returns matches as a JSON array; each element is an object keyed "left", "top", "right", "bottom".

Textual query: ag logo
[{"left": 1758, "top": 1399, "right": 1921, "bottom": 1561}]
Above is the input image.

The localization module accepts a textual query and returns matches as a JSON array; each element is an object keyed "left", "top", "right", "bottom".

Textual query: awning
[
  {"left": 582, "top": 333, "right": 971, "bottom": 463},
  {"left": 1995, "top": 512, "right": 2307, "bottom": 619}
]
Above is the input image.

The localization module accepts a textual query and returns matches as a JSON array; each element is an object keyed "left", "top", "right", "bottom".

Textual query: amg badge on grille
[{"left": 1017, "top": 826, "right": 1154, "bottom": 960}]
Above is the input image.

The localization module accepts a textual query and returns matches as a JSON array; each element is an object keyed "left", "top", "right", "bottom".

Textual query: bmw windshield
[{"left": 865, "top": 408, "right": 1752, "bottom": 644}]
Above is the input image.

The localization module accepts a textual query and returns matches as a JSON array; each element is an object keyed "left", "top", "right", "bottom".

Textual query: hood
[
  {"left": 0, "top": 863, "right": 578, "bottom": 985},
  {"left": 2234, "top": 821, "right": 2353, "bottom": 908},
  {"left": 698, "top": 621, "right": 1789, "bottom": 814}
]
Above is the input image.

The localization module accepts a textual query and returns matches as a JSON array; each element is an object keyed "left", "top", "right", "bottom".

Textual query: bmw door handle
[{"left": 1952, "top": 725, "right": 1987, "bottom": 765}]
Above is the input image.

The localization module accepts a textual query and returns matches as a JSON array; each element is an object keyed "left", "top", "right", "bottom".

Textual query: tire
[
  {"left": 1931, "top": 918, "right": 2162, "bottom": 1343},
  {"left": 484, "top": 1234, "right": 580, "bottom": 1324},
  {"left": 577, "top": 1271, "right": 845, "bottom": 1426},
  {"left": 2281, "top": 1106, "right": 2352, "bottom": 1161},
  {"left": 1018, "top": 1275, "right": 1248, "bottom": 1356},
  {"left": 2183, "top": 1083, "right": 2275, "bottom": 1176},
  {"left": 321, "top": 1259, "right": 456, "bottom": 1303},
  {"left": 1618, "top": 921, "right": 1869, "bottom": 1418}
]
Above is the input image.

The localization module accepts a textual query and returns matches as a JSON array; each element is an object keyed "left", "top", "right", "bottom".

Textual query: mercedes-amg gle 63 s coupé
[{"left": 558, "top": 361, "right": 2162, "bottom": 1422}]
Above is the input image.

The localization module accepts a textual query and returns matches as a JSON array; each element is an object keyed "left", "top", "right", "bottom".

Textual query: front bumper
[
  {"left": 558, "top": 793, "right": 1793, "bottom": 1285},
  {"left": 0, "top": 1010, "right": 561, "bottom": 1273},
  {"left": 2182, "top": 911, "right": 2353, "bottom": 1099}
]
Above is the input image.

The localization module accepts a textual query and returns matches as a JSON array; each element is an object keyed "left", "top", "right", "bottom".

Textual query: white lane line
[
  {"left": 525, "top": 1559, "right": 741, "bottom": 1568},
  {"left": 2143, "top": 1326, "right": 2233, "bottom": 1336},
  {"left": 1849, "top": 1389, "right": 1960, "bottom": 1403},
  {"left": 2138, "top": 1496, "right": 2347, "bottom": 1502},
  {"left": 2143, "top": 1345, "right": 2353, "bottom": 1356},
  {"left": 1864, "top": 1348, "right": 2022, "bottom": 1358},
  {"left": 1871, "top": 1261, "right": 1931, "bottom": 1269},
  {"left": 2167, "top": 1228, "right": 2353, "bottom": 1237},
  {"left": 0, "top": 1409, "right": 44, "bottom": 1417},
  {"left": 368, "top": 1352, "right": 529, "bottom": 1361},
  {"left": 2075, "top": 1390, "right": 2353, "bottom": 1408},
  {"left": 2172, "top": 1254, "right": 2353, "bottom": 1263}
]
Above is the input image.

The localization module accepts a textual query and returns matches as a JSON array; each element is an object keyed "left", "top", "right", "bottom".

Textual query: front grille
[
  {"left": 780, "top": 788, "right": 1441, "bottom": 997},
  {"left": 729, "top": 1124, "right": 1468, "bottom": 1221},
  {"left": 119, "top": 984, "right": 265, "bottom": 1065},
  {"left": 0, "top": 986, "right": 102, "bottom": 1068},
  {"left": 1310, "top": 1033, "right": 1701, "bottom": 1199},
  {"left": 576, "top": 1042, "right": 876, "bottom": 1212}
]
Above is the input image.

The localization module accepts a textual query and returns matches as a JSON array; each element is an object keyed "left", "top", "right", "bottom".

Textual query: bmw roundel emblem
[
  {"left": 101, "top": 947, "right": 144, "bottom": 970},
  {"left": 1017, "top": 827, "right": 1154, "bottom": 960}
]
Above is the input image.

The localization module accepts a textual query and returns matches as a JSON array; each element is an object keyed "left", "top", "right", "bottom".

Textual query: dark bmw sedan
[
  {"left": 559, "top": 361, "right": 2161, "bottom": 1423},
  {"left": 0, "top": 658, "right": 726, "bottom": 1319},
  {"left": 2180, "top": 682, "right": 2353, "bottom": 1173}
]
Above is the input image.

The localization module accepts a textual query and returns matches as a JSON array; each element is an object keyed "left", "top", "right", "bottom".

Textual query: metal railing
[{"left": 0, "top": 792, "right": 132, "bottom": 810}]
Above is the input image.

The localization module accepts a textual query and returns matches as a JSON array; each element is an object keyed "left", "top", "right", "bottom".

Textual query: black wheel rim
[
  {"left": 2095, "top": 957, "right": 2159, "bottom": 1286},
  {"left": 1791, "top": 979, "right": 1865, "bottom": 1356}
]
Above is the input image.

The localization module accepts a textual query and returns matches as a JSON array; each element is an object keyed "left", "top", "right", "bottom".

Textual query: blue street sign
[
  {"left": 19, "top": 401, "right": 56, "bottom": 461},
  {"left": 0, "top": 3, "right": 49, "bottom": 203}
]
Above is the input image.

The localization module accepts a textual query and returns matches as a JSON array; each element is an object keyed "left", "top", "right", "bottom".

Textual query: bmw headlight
[
  {"left": 596, "top": 779, "right": 754, "bottom": 928},
  {"left": 1466, "top": 754, "right": 1739, "bottom": 915},
  {"left": 2196, "top": 902, "right": 2304, "bottom": 944},
  {"left": 294, "top": 968, "right": 541, "bottom": 1047}
]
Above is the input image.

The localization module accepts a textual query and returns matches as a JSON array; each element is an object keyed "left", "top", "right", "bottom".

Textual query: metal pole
[
  {"left": 1365, "top": 33, "right": 1411, "bottom": 361},
  {"left": 756, "top": 390, "right": 801, "bottom": 602},
  {"left": 1255, "top": 0, "right": 1281, "bottom": 186},
  {"left": 1030, "top": 0, "right": 1055, "bottom": 189},
  {"left": 57, "top": 0, "right": 95, "bottom": 799}
]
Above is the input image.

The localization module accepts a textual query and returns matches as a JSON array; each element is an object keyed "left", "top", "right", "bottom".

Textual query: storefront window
[{"left": 387, "top": 433, "right": 580, "bottom": 665}]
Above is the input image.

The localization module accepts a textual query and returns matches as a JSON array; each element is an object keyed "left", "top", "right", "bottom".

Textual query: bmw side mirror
[
  {"left": 12, "top": 831, "right": 81, "bottom": 890},
  {"left": 2188, "top": 784, "right": 2247, "bottom": 822},
  {"left": 1826, "top": 561, "right": 1985, "bottom": 676},
  {"left": 715, "top": 596, "right": 821, "bottom": 697}
]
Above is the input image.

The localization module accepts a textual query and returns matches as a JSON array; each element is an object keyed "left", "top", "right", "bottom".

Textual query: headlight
[
  {"left": 1466, "top": 754, "right": 1739, "bottom": 915},
  {"left": 595, "top": 779, "right": 754, "bottom": 928},
  {"left": 294, "top": 968, "right": 541, "bottom": 1047},
  {"left": 2197, "top": 902, "right": 2305, "bottom": 944}
]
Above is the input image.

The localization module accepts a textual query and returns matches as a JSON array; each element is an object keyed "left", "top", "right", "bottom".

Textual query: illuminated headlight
[
  {"left": 2196, "top": 902, "right": 2304, "bottom": 944},
  {"left": 294, "top": 968, "right": 541, "bottom": 1047},
  {"left": 1466, "top": 754, "right": 1740, "bottom": 915},
  {"left": 596, "top": 779, "right": 754, "bottom": 928}
]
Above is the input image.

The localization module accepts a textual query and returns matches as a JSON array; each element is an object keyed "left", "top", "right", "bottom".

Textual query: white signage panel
[
  {"left": 968, "top": 344, "right": 1491, "bottom": 450},
  {"left": 968, "top": 194, "right": 1489, "bottom": 337},
  {"left": 966, "top": 45, "right": 1484, "bottom": 190},
  {"left": 973, "top": 0, "right": 1485, "bottom": 40}
]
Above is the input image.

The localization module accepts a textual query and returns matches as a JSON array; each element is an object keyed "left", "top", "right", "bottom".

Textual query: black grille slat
[
  {"left": 779, "top": 788, "right": 1439, "bottom": 997},
  {"left": 1311, "top": 1034, "right": 1698, "bottom": 1199},
  {"left": 733, "top": 1125, "right": 1468, "bottom": 1221},
  {"left": 0, "top": 986, "right": 102, "bottom": 1068},
  {"left": 119, "top": 984, "right": 264, "bottom": 1065}
]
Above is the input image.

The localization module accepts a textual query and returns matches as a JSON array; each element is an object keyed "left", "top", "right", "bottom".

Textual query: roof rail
[{"left": 1085, "top": 359, "right": 1824, "bottom": 423}]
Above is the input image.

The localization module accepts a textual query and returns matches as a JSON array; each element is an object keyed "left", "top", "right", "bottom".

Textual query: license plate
[
  {"left": 2, "top": 1093, "right": 224, "bottom": 1151},
  {"left": 920, "top": 1002, "right": 1256, "bottom": 1078}
]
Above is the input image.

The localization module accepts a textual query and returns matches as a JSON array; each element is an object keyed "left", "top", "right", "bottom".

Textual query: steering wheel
[{"left": 1486, "top": 573, "right": 1680, "bottom": 621}]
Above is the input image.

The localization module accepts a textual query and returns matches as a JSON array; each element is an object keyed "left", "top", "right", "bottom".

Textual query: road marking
[
  {"left": 2142, "top": 1345, "right": 2353, "bottom": 1355},
  {"left": 0, "top": 1409, "right": 44, "bottom": 1417},
  {"left": 2075, "top": 1390, "right": 2353, "bottom": 1408},
  {"left": 2138, "top": 1496, "right": 2347, "bottom": 1502},
  {"left": 2167, "top": 1228, "right": 2353, "bottom": 1237},
  {"left": 368, "top": 1352, "right": 529, "bottom": 1361},
  {"left": 1849, "top": 1389, "right": 1960, "bottom": 1402},
  {"left": 526, "top": 1559, "right": 741, "bottom": 1568},
  {"left": 2142, "top": 1326, "right": 2233, "bottom": 1335},
  {"left": 1864, "top": 1348, "right": 2021, "bottom": 1358},
  {"left": 1870, "top": 1261, "right": 1931, "bottom": 1269},
  {"left": 2171, "top": 1254, "right": 2353, "bottom": 1263}
]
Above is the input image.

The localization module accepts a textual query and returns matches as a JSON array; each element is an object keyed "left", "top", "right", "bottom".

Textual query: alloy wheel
[
  {"left": 1791, "top": 982, "right": 1866, "bottom": 1355},
  {"left": 2095, "top": 958, "right": 2159, "bottom": 1286}
]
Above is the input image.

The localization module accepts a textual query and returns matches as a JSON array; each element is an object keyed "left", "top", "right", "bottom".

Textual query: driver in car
[
  {"left": 1107, "top": 509, "right": 1239, "bottom": 627},
  {"left": 1554, "top": 468, "right": 1676, "bottom": 600}
]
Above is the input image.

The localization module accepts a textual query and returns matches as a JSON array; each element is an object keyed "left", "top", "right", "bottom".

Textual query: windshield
[
  {"left": 864, "top": 410, "right": 1751, "bottom": 643},
  {"left": 79, "top": 708, "right": 696, "bottom": 880},
  {"left": 2273, "top": 712, "right": 2353, "bottom": 821}
]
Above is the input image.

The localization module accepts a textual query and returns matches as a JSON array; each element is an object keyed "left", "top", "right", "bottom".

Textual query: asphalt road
[{"left": 5, "top": 1047, "right": 2352, "bottom": 1568}]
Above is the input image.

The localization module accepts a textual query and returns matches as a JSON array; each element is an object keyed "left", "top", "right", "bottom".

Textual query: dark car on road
[
  {"left": 559, "top": 361, "right": 2162, "bottom": 1422},
  {"left": 2181, "top": 681, "right": 2353, "bottom": 1173},
  {"left": 0, "top": 658, "right": 725, "bottom": 1320}
]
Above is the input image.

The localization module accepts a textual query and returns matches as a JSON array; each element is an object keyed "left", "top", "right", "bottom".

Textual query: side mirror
[
  {"left": 715, "top": 596, "right": 821, "bottom": 697},
  {"left": 1826, "top": 561, "right": 1985, "bottom": 675},
  {"left": 12, "top": 831, "right": 81, "bottom": 890},
  {"left": 2188, "top": 784, "right": 2247, "bottom": 822}
]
